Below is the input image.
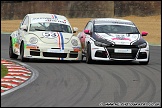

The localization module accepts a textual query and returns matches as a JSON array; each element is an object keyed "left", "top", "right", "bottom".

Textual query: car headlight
[
  {"left": 71, "top": 39, "right": 78, "bottom": 46},
  {"left": 94, "top": 41, "right": 107, "bottom": 47},
  {"left": 29, "top": 37, "right": 38, "bottom": 44},
  {"left": 138, "top": 42, "right": 147, "bottom": 48}
]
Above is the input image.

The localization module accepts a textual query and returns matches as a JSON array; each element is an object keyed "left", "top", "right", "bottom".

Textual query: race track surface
[{"left": 1, "top": 34, "right": 161, "bottom": 107}]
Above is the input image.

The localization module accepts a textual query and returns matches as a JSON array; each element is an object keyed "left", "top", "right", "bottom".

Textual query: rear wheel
[
  {"left": 86, "top": 44, "right": 93, "bottom": 64},
  {"left": 20, "top": 42, "right": 29, "bottom": 62},
  {"left": 9, "top": 38, "right": 18, "bottom": 59}
]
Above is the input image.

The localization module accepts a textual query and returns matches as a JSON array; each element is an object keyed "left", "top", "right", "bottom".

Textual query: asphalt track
[{"left": 1, "top": 34, "right": 161, "bottom": 107}]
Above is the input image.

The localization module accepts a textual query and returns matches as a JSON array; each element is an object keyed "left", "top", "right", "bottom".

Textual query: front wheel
[
  {"left": 86, "top": 44, "right": 93, "bottom": 64},
  {"left": 20, "top": 42, "right": 29, "bottom": 62},
  {"left": 9, "top": 38, "right": 18, "bottom": 59}
]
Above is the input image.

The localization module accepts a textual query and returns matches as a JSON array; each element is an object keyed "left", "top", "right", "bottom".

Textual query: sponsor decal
[
  {"left": 31, "top": 17, "right": 57, "bottom": 23},
  {"left": 12, "top": 37, "right": 19, "bottom": 48},
  {"left": 57, "top": 20, "right": 66, "bottom": 24},
  {"left": 31, "top": 15, "right": 66, "bottom": 24},
  {"left": 14, "top": 43, "right": 19, "bottom": 48},
  {"left": 111, "top": 34, "right": 131, "bottom": 41},
  {"left": 26, "top": 44, "right": 38, "bottom": 49},
  {"left": 12, "top": 38, "right": 17, "bottom": 45},
  {"left": 47, "top": 49, "right": 64, "bottom": 53},
  {"left": 112, "top": 38, "right": 131, "bottom": 41}
]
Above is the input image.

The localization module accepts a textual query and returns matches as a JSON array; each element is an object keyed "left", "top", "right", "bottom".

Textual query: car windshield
[
  {"left": 94, "top": 25, "right": 140, "bottom": 34},
  {"left": 29, "top": 22, "right": 72, "bottom": 33}
]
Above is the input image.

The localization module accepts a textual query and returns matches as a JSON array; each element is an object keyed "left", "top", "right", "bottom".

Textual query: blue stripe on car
[{"left": 60, "top": 32, "right": 64, "bottom": 60}]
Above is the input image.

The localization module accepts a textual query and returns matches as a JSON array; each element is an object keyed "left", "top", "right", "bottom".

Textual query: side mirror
[
  {"left": 73, "top": 27, "right": 78, "bottom": 33},
  {"left": 20, "top": 25, "right": 28, "bottom": 32},
  {"left": 141, "top": 31, "right": 148, "bottom": 36},
  {"left": 84, "top": 29, "right": 90, "bottom": 34}
]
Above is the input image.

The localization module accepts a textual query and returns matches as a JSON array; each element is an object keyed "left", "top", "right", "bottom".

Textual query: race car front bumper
[
  {"left": 90, "top": 44, "right": 149, "bottom": 62},
  {"left": 23, "top": 43, "right": 82, "bottom": 61}
]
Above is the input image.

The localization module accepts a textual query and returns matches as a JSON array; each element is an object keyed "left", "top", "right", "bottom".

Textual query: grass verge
[{"left": 1, "top": 64, "right": 8, "bottom": 78}]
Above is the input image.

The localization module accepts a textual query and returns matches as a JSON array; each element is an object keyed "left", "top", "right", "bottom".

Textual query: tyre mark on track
[
  {"left": 144, "top": 65, "right": 161, "bottom": 73},
  {"left": 94, "top": 65, "right": 128, "bottom": 102},
  {"left": 36, "top": 63, "right": 89, "bottom": 107},
  {"left": 86, "top": 65, "right": 104, "bottom": 101},
  {"left": 67, "top": 64, "right": 91, "bottom": 107},
  {"left": 108, "top": 72, "right": 127, "bottom": 102},
  {"left": 56, "top": 68, "right": 86, "bottom": 107},
  {"left": 129, "top": 67, "right": 156, "bottom": 102}
]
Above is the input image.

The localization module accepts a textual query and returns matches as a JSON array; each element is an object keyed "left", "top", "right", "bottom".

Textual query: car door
[{"left": 84, "top": 21, "right": 93, "bottom": 52}]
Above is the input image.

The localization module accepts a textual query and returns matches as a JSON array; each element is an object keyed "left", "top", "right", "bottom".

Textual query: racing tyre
[
  {"left": 9, "top": 39, "right": 18, "bottom": 59},
  {"left": 20, "top": 42, "right": 29, "bottom": 62},
  {"left": 86, "top": 44, "right": 93, "bottom": 64}
]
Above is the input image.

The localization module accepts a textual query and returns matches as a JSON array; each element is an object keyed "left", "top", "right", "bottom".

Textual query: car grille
[
  {"left": 43, "top": 52, "right": 67, "bottom": 58},
  {"left": 106, "top": 45, "right": 139, "bottom": 59}
]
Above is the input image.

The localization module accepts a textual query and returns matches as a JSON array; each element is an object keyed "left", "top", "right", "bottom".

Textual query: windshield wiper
[
  {"left": 35, "top": 28, "right": 46, "bottom": 31},
  {"left": 125, "top": 32, "right": 139, "bottom": 34},
  {"left": 50, "top": 30, "right": 64, "bottom": 32}
]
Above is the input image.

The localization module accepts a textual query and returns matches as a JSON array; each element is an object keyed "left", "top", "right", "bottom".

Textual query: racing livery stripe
[
  {"left": 52, "top": 14, "right": 58, "bottom": 19},
  {"left": 56, "top": 32, "right": 64, "bottom": 60},
  {"left": 59, "top": 32, "right": 64, "bottom": 60},
  {"left": 57, "top": 32, "right": 61, "bottom": 60},
  {"left": 54, "top": 14, "right": 57, "bottom": 19},
  {"left": 131, "top": 34, "right": 140, "bottom": 45},
  {"left": 59, "top": 32, "right": 64, "bottom": 50},
  {"left": 52, "top": 15, "right": 54, "bottom": 19}
]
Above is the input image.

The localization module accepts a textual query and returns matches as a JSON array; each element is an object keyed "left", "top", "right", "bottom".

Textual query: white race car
[
  {"left": 77, "top": 18, "right": 150, "bottom": 65},
  {"left": 9, "top": 13, "right": 82, "bottom": 62}
]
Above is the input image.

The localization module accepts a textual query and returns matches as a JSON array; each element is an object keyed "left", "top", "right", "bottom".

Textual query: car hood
[
  {"left": 93, "top": 33, "right": 141, "bottom": 45},
  {"left": 29, "top": 31, "right": 73, "bottom": 44}
]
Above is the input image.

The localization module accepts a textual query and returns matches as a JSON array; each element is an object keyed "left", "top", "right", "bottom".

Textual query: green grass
[{"left": 1, "top": 64, "right": 8, "bottom": 78}]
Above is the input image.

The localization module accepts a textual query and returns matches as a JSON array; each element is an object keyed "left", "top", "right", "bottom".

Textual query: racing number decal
[{"left": 42, "top": 32, "right": 59, "bottom": 38}]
